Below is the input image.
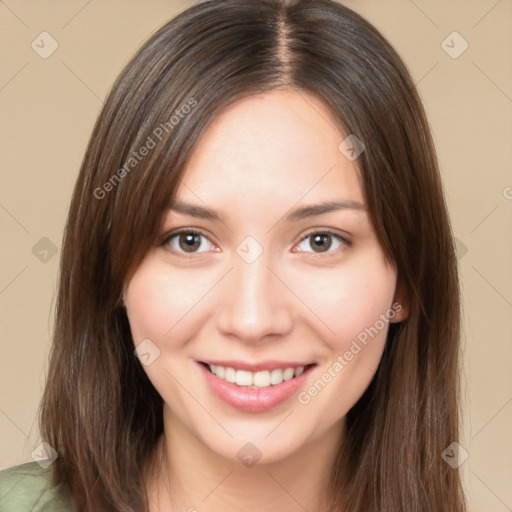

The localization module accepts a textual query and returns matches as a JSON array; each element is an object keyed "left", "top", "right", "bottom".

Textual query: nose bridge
[{"left": 216, "top": 245, "right": 293, "bottom": 341}]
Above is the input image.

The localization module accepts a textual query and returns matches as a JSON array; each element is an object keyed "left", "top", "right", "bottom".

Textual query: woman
[{"left": 0, "top": 0, "right": 467, "bottom": 510}]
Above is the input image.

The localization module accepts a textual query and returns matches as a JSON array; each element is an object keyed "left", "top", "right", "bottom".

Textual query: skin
[{"left": 124, "top": 89, "right": 408, "bottom": 511}]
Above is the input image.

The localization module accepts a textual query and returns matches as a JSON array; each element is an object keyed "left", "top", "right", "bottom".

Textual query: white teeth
[
  {"left": 253, "top": 371, "right": 271, "bottom": 387},
  {"left": 269, "top": 369, "right": 284, "bottom": 385},
  {"left": 235, "top": 370, "right": 253, "bottom": 386},
  {"left": 208, "top": 364, "right": 306, "bottom": 388},
  {"left": 282, "top": 368, "right": 295, "bottom": 381},
  {"left": 224, "top": 367, "right": 236, "bottom": 383}
]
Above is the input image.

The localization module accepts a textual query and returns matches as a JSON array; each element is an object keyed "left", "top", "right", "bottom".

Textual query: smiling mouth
[{"left": 199, "top": 362, "right": 316, "bottom": 389}]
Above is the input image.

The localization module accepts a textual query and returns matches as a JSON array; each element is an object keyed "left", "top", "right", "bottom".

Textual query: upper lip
[{"left": 199, "top": 359, "right": 316, "bottom": 372}]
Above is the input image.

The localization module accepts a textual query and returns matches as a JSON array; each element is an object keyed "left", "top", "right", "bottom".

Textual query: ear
[
  {"left": 118, "top": 286, "right": 127, "bottom": 308},
  {"left": 391, "top": 278, "right": 409, "bottom": 323}
]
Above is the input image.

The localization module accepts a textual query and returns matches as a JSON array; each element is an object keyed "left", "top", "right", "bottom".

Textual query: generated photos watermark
[
  {"left": 93, "top": 98, "right": 198, "bottom": 200},
  {"left": 298, "top": 301, "right": 402, "bottom": 405}
]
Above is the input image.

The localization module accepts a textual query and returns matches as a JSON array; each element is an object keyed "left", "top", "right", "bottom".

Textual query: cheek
[
  {"left": 124, "top": 256, "right": 216, "bottom": 413},
  {"left": 124, "top": 255, "right": 218, "bottom": 346},
  {"left": 294, "top": 251, "right": 397, "bottom": 416},
  {"left": 291, "top": 251, "right": 397, "bottom": 346}
]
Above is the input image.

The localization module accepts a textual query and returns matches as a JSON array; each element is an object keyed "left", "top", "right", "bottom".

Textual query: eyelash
[{"left": 160, "top": 228, "right": 351, "bottom": 258}]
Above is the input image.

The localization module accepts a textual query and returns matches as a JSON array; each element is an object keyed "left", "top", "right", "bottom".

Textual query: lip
[{"left": 196, "top": 361, "right": 316, "bottom": 413}]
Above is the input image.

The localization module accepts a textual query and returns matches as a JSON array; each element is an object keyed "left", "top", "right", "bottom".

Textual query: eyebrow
[{"left": 168, "top": 199, "right": 365, "bottom": 222}]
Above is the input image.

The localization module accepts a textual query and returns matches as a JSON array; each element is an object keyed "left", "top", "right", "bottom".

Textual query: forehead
[{"left": 174, "top": 90, "right": 364, "bottom": 209}]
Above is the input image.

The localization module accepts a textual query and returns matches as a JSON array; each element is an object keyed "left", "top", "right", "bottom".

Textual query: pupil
[{"left": 312, "top": 234, "right": 331, "bottom": 252}]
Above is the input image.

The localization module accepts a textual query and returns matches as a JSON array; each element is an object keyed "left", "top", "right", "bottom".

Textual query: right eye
[{"left": 162, "top": 229, "right": 217, "bottom": 256}]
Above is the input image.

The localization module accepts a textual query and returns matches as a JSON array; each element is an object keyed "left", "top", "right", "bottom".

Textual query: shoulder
[{"left": 0, "top": 460, "right": 73, "bottom": 512}]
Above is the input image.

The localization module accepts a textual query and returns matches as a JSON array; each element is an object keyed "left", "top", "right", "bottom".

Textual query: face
[{"left": 124, "top": 90, "right": 407, "bottom": 464}]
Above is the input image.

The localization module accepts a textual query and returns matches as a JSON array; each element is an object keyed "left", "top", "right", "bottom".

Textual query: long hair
[{"left": 38, "top": 0, "right": 466, "bottom": 510}]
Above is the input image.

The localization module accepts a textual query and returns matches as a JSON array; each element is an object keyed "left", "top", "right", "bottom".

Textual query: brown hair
[{"left": 38, "top": 0, "right": 466, "bottom": 510}]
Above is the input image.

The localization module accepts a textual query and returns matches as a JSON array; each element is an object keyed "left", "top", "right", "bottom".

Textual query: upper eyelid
[
  {"left": 299, "top": 227, "right": 350, "bottom": 241},
  {"left": 162, "top": 228, "right": 214, "bottom": 245}
]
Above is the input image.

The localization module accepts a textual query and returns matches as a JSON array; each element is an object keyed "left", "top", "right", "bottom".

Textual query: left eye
[{"left": 295, "top": 231, "right": 346, "bottom": 253}]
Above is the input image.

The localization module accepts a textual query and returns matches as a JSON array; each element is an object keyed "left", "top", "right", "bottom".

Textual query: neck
[{"left": 146, "top": 406, "right": 345, "bottom": 512}]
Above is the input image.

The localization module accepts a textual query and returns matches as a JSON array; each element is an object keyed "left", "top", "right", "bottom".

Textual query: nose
[{"left": 216, "top": 251, "right": 295, "bottom": 343}]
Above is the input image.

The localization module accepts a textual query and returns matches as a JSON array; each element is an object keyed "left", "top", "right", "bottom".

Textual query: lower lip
[{"left": 197, "top": 362, "right": 315, "bottom": 413}]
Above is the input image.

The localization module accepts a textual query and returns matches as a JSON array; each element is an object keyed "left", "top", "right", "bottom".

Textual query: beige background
[{"left": 1, "top": 1, "right": 511, "bottom": 510}]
